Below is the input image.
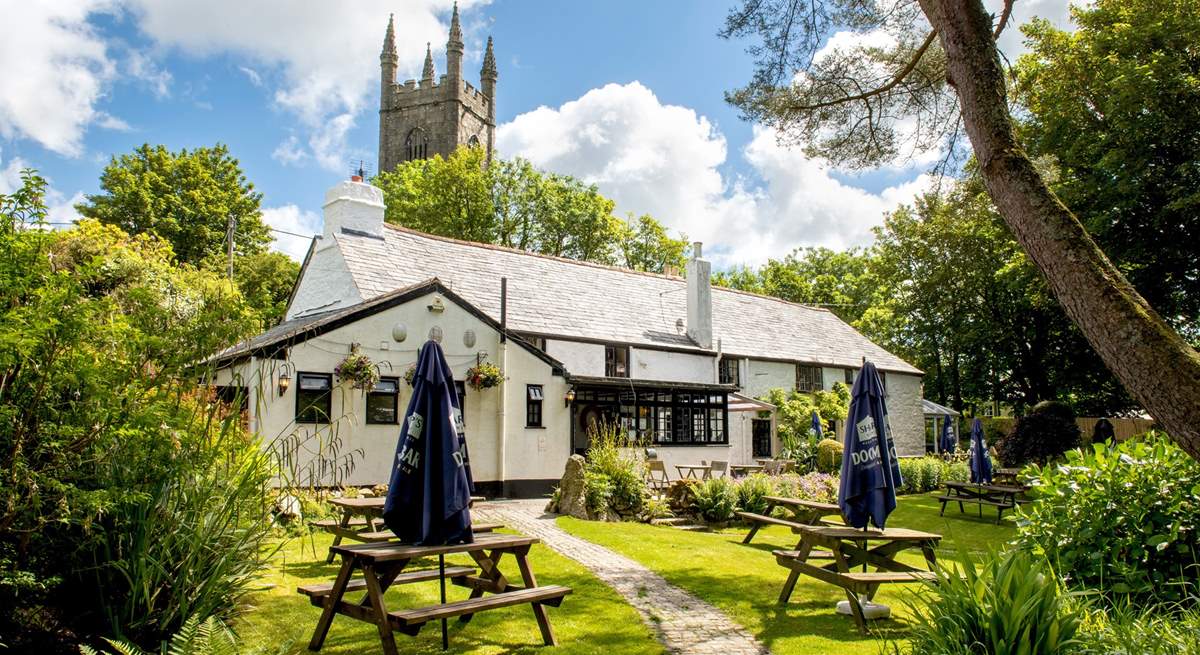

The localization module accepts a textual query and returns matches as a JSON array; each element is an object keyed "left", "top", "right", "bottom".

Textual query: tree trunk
[{"left": 918, "top": 0, "right": 1200, "bottom": 459}]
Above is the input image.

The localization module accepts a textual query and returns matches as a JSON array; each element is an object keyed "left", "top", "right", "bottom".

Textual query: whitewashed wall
[
  {"left": 743, "top": 359, "right": 794, "bottom": 398},
  {"left": 545, "top": 340, "right": 605, "bottom": 377},
  {"left": 886, "top": 373, "right": 924, "bottom": 457},
  {"left": 631, "top": 348, "right": 714, "bottom": 383},
  {"left": 285, "top": 239, "right": 362, "bottom": 321}
]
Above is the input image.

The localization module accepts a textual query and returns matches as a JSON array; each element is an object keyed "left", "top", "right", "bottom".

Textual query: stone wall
[{"left": 379, "top": 78, "right": 494, "bottom": 173}]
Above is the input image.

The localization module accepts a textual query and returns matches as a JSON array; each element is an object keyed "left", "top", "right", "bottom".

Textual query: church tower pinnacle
[
  {"left": 446, "top": 2, "right": 464, "bottom": 82},
  {"left": 421, "top": 42, "right": 435, "bottom": 86}
]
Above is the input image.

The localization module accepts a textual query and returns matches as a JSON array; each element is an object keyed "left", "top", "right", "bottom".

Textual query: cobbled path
[{"left": 474, "top": 499, "right": 770, "bottom": 655}]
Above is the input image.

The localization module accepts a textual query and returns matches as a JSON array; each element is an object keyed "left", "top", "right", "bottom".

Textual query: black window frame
[
  {"left": 718, "top": 358, "right": 740, "bottom": 386},
  {"left": 365, "top": 376, "right": 400, "bottom": 425},
  {"left": 526, "top": 384, "right": 544, "bottom": 428},
  {"left": 605, "top": 344, "right": 630, "bottom": 378},
  {"left": 795, "top": 364, "right": 824, "bottom": 393},
  {"left": 844, "top": 368, "right": 855, "bottom": 386},
  {"left": 295, "top": 372, "right": 333, "bottom": 424},
  {"left": 573, "top": 388, "right": 728, "bottom": 446}
]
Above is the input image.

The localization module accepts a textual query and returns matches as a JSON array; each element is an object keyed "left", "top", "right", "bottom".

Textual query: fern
[{"left": 81, "top": 616, "right": 244, "bottom": 655}]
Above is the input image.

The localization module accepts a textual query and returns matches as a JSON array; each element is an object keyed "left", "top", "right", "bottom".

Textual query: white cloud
[
  {"left": 272, "top": 135, "right": 307, "bottom": 166},
  {"left": 498, "top": 82, "right": 931, "bottom": 268},
  {"left": 238, "top": 65, "right": 263, "bottom": 87},
  {"left": 96, "top": 112, "right": 132, "bottom": 132},
  {"left": 125, "top": 49, "right": 172, "bottom": 98},
  {"left": 0, "top": 1, "right": 118, "bottom": 157},
  {"left": 262, "top": 204, "right": 322, "bottom": 261},
  {"left": 124, "top": 0, "right": 487, "bottom": 171}
]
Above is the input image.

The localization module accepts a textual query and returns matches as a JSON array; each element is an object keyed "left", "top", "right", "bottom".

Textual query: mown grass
[
  {"left": 235, "top": 530, "right": 665, "bottom": 654},
  {"left": 558, "top": 491, "right": 1014, "bottom": 655}
]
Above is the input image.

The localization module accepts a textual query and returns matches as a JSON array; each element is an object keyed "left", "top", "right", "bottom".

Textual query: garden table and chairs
[
  {"left": 314, "top": 496, "right": 494, "bottom": 563},
  {"left": 738, "top": 495, "right": 842, "bottom": 547},
  {"left": 937, "top": 481, "right": 1022, "bottom": 524},
  {"left": 729, "top": 463, "right": 764, "bottom": 477},
  {"left": 300, "top": 531, "right": 571, "bottom": 655},
  {"left": 773, "top": 524, "right": 942, "bottom": 632},
  {"left": 675, "top": 463, "right": 712, "bottom": 480}
]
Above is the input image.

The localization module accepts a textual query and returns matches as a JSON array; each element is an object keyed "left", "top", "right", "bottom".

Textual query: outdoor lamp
[
  {"left": 564, "top": 388, "right": 576, "bottom": 407},
  {"left": 278, "top": 370, "right": 291, "bottom": 396}
]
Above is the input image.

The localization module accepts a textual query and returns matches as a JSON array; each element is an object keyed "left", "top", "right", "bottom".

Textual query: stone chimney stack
[
  {"left": 686, "top": 241, "right": 713, "bottom": 349},
  {"left": 322, "top": 178, "right": 385, "bottom": 239}
]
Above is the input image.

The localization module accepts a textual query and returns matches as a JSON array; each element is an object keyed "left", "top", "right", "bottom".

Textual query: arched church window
[{"left": 405, "top": 128, "right": 428, "bottom": 161}]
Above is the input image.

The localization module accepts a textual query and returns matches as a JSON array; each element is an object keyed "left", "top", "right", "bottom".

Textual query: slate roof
[
  {"left": 321, "top": 225, "right": 922, "bottom": 375},
  {"left": 922, "top": 399, "right": 960, "bottom": 416}
]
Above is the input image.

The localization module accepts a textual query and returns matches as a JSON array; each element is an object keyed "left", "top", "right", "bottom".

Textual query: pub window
[
  {"left": 521, "top": 333, "right": 548, "bottom": 351},
  {"left": 880, "top": 371, "right": 888, "bottom": 394},
  {"left": 795, "top": 364, "right": 823, "bottom": 393},
  {"left": 605, "top": 345, "right": 629, "bottom": 377},
  {"left": 366, "top": 377, "right": 400, "bottom": 424},
  {"left": 405, "top": 128, "right": 428, "bottom": 161},
  {"left": 718, "top": 358, "right": 740, "bottom": 386},
  {"left": 844, "top": 368, "right": 855, "bottom": 386},
  {"left": 526, "top": 385, "right": 544, "bottom": 427},
  {"left": 295, "top": 372, "right": 332, "bottom": 424}
]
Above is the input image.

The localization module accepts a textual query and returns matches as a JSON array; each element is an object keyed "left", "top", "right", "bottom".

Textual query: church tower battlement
[{"left": 378, "top": 5, "right": 496, "bottom": 174}]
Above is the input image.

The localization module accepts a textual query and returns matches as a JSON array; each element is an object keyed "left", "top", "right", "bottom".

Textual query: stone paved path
[{"left": 474, "top": 499, "right": 770, "bottom": 655}]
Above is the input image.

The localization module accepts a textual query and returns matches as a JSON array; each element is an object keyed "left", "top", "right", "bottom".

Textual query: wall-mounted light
[
  {"left": 428, "top": 297, "right": 445, "bottom": 313},
  {"left": 564, "top": 388, "right": 576, "bottom": 407},
  {"left": 278, "top": 370, "right": 291, "bottom": 396}
]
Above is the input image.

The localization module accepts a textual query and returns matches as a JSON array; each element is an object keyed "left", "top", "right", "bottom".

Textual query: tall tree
[
  {"left": 77, "top": 144, "right": 269, "bottom": 266},
  {"left": 721, "top": 0, "right": 1200, "bottom": 458},
  {"left": 232, "top": 251, "right": 300, "bottom": 326},
  {"left": 714, "top": 247, "right": 878, "bottom": 324},
  {"left": 618, "top": 214, "right": 689, "bottom": 274}
]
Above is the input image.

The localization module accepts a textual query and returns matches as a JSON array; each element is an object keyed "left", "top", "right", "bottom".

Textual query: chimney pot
[
  {"left": 693, "top": 241, "right": 703, "bottom": 259},
  {"left": 322, "top": 179, "right": 385, "bottom": 239},
  {"left": 685, "top": 245, "right": 713, "bottom": 350}
]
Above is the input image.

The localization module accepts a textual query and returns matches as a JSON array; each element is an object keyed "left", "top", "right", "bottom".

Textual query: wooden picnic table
[
  {"left": 729, "top": 463, "right": 764, "bottom": 477},
  {"left": 993, "top": 468, "right": 1023, "bottom": 486},
  {"left": 675, "top": 464, "right": 712, "bottom": 480},
  {"left": 938, "top": 481, "right": 1022, "bottom": 524},
  {"left": 315, "top": 496, "right": 491, "bottom": 563},
  {"left": 737, "top": 495, "right": 843, "bottom": 546},
  {"left": 774, "top": 524, "right": 942, "bottom": 632},
  {"left": 301, "top": 531, "right": 571, "bottom": 655}
]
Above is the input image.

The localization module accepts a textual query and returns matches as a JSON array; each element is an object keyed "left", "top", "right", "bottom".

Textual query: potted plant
[
  {"left": 403, "top": 363, "right": 417, "bottom": 387},
  {"left": 335, "top": 347, "right": 380, "bottom": 390},
  {"left": 465, "top": 361, "right": 502, "bottom": 390}
]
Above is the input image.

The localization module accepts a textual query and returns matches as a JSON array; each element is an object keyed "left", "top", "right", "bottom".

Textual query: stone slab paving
[{"left": 475, "top": 499, "right": 770, "bottom": 655}]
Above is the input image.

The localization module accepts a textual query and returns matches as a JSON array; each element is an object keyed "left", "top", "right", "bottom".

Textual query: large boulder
[{"left": 552, "top": 455, "right": 589, "bottom": 519}]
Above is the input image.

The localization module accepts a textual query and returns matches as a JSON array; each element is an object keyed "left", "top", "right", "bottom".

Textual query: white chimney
[
  {"left": 322, "top": 177, "right": 385, "bottom": 239},
  {"left": 686, "top": 241, "right": 713, "bottom": 349}
]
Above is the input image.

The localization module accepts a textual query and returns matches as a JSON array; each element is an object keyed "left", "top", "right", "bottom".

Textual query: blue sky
[{"left": 0, "top": 0, "right": 1073, "bottom": 267}]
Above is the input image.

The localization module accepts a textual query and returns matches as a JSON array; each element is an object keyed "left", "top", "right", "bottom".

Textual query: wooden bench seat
[
  {"left": 934, "top": 495, "right": 1013, "bottom": 508},
  {"left": 310, "top": 518, "right": 370, "bottom": 529},
  {"left": 736, "top": 511, "right": 806, "bottom": 529},
  {"left": 840, "top": 571, "right": 939, "bottom": 584},
  {"left": 389, "top": 585, "right": 572, "bottom": 636},
  {"left": 298, "top": 566, "right": 477, "bottom": 600},
  {"left": 352, "top": 523, "right": 503, "bottom": 543}
]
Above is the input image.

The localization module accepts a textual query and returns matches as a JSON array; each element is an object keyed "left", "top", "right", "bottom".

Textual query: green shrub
[
  {"left": 666, "top": 480, "right": 699, "bottom": 514},
  {"left": 1015, "top": 434, "right": 1200, "bottom": 604},
  {"left": 896, "top": 456, "right": 969, "bottom": 494},
  {"left": 1077, "top": 603, "right": 1200, "bottom": 655},
  {"left": 80, "top": 614, "right": 272, "bottom": 655},
  {"left": 906, "top": 549, "right": 1085, "bottom": 655},
  {"left": 639, "top": 496, "right": 673, "bottom": 522},
  {"left": 583, "top": 421, "right": 648, "bottom": 517},
  {"left": 998, "top": 400, "right": 1081, "bottom": 466},
  {"left": 583, "top": 470, "right": 613, "bottom": 513},
  {"left": 759, "top": 386, "right": 849, "bottom": 473},
  {"left": 771, "top": 472, "right": 838, "bottom": 504},
  {"left": 734, "top": 474, "right": 775, "bottom": 515},
  {"left": 816, "top": 438, "right": 843, "bottom": 473},
  {"left": 692, "top": 477, "right": 738, "bottom": 523}
]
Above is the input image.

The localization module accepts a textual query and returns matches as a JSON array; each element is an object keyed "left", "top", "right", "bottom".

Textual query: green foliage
[
  {"left": 691, "top": 477, "right": 737, "bottom": 523},
  {"left": 77, "top": 144, "right": 268, "bottom": 266},
  {"left": 1016, "top": 0, "right": 1200, "bottom": 341},
  {"left": 1015, "top": 435, "right": 1200, "bottom": 604},
  {"left": 80, "top": 614, "right": 265, "bottom": 655},
  {"left": 897, "top": 456, "right": 969, "bottom": 494},
  {"left": 229, "top": 252, "right": 299, "bottom": 327},
  {"left": 714, "top": 247, "right": 880, "bottom": 325},
  {"left": 0, "top": 171, "right": 269, "bottom": 649},
  {"left": 906, "top": 550, "right": 1085, "bottom": 655},
  {"left": 999, "top": 400, "right": 1081, "bottom": 466},
  {"left": 374, "top": 146, "right": 688, "bottom": 272},
  {"left": 760, "top": 386, "right": 850, "bottom": 471},
  {"left": 583, "top": 421, "right": 648, "bottom": 517},
  {"left": 815, "top": 438, "right": 843, "bottom": 474},
  {"left": 769, "top": 472, "right": 839, "bottom": 505},
  {"left": 665, "top": 480, "right": 699, "bottom": 514},
  {"left": 1077, "top": 603, "right": 1200, "bottom": 655},
  {"left": 733, "top": 473, "right": 774, "bottom": 515}
]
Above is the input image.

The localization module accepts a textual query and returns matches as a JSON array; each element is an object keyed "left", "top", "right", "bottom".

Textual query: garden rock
[{"left": 554, "top": 455, "right": 589, "bottom": 519}]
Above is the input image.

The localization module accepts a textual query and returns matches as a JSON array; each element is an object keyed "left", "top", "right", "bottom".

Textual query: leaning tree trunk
[{"left": 917, "top": 0, "right": 1200, "bottom": 459}]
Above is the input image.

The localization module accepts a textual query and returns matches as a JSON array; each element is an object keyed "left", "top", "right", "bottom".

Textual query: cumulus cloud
[
  {"left": 498, "top": 82, "right": 931, "bottom": 268},
  {"left": 262, "top": 204, "right": 322, "bottom": 261},
  {"left": 0, "top": 1, "right": 118, "bottom": 157},
  {"left": 123, "top": 0, "right": 487, "bottom": 171},
  {"left": 125, "top": 49, "right": 172, "bottom": 99}
]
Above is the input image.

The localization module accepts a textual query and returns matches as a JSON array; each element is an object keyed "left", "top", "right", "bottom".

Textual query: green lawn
[
  {"left": 236, "top": 531, "right": 665, "bottom": 655},
  {"left": 557, "top": 492, "right": 1014, "bottom": 655}
]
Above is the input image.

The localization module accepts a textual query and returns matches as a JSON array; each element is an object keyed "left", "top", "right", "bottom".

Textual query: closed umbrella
[
  {"left": 940, "top": 418, "right": 956, "bottom": 454},
  {"left": 969, "top": 418, "right": 993, "bottom": 484},
  {"left": 384, "top": 339, "right": 475, "bottom": 649},
  {"left": 811, "top": 411, "right": 824, "bottom": 439},
  {"left": 837, "top": 361, "right": 903, "bottom": 530}
]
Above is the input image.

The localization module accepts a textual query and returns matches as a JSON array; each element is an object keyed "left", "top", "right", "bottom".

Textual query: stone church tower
[{"left": 378, "top": 5, "right": 496, "bottom": 174}]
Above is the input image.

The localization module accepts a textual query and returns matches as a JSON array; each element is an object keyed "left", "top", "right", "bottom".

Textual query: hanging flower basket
[
  {"left": 335, "top": 349, "right": 380, "bottom": 390},
  {"left": 403, "top": 363, "right": 417, "bottom": 387},
  {"left": 465, "top": 361, "right": 502, "bottom": 390}
]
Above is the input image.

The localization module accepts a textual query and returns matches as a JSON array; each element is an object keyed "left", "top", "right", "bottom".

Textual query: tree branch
[
  {"left": 992, "top": 0, "right": 1014, "bottom": 39},
  {"left": 788, "top": 30, "right": 937, "bottom": 112}
]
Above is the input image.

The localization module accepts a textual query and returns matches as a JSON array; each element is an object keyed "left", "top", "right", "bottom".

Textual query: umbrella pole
[{"left": 440, "top": 553, "right": 448, "bottom": 650}]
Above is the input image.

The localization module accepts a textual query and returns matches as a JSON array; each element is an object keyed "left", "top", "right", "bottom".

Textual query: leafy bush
[
  {"left": 906, "top": 549, "right": 1085, "bottom": 655},
  {"left": 734, "top": 474, "right": 775, "bottom": 515},
  {"left": 80, "top": 614, "right": 271, "bottom": 655},
  {"left": 583, "top": 470, "right": 614, "bottom": 514},
  {"left": 1015, "top": 435, "right": 1200, "bottom": 603},
  {"left": 1077, "top": 603, "right": 1200, "bottom": 655},
  {"left": 692, "top": 477, "right": 738, "bottom": 523},
  {"left": 897, "top": 456, "right": 969, "bottom": 494},
  {"left": 816, "top": 438, "right": 843, "bottom": 473},
  {"left": 759, "top": 386, "right": 850, "bottom": 472},
  {"left": 772, "top": 472, "right": 839, "bottom": 504},
  {"left": 666, "top": 480, "right": 699, "bottom": 514},
  {"left": 584, "top": 421, "right": 648, "bottom": 517},
  {"left": 639, "top": 496, "right": 673, "bottom": 522},
  {"left": 998, "top": 400, "right": 1081, "bottom": 466}
]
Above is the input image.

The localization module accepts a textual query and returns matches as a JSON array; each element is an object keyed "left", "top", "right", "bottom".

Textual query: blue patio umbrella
[
  {"left": 837, "top": 361, "right": 903, "bottom": 530},
  {"left": 940, "top": 418, "right": 956, "bottom": 454},
  {"left": 811, "top": 411, "right": 824, "bottom": 439},
  {"left": 383, "top": 339, "right": 474, "bottom": 649},
  {"left": 969, "top": 418, "right": 993, "bottom": 484}
]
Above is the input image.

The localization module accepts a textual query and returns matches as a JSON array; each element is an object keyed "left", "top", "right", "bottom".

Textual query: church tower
[{"left": 378, "top": 4, "right": 497, "bottom": 174}]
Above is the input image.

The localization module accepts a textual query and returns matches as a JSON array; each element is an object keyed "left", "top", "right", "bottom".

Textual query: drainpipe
[{"left": 498, "top": 278, "right": 508, "bottom": 495}]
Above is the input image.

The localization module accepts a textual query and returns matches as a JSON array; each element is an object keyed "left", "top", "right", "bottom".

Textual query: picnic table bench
[
  {"left": 938, "top": 481, "right": 1023, "bottom": 524},
  {"left": 302, "top": 531, "right": 571, "bottom": 655},
  {"left": 774, "top": 524, "right": 942, "bottom": 632},
  {"left": 738, "top": 496, "right": 842, "bottom": 547},
  {"left": 314, "top": 496, "right": 493, "bottom": 562}
]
